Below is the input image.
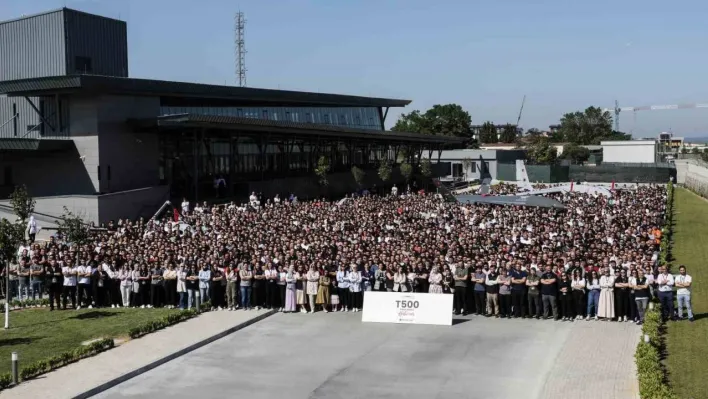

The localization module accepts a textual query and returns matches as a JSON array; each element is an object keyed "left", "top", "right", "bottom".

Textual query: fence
[{"left": 497, "top": 161, "right": 675, "bottom": 183}]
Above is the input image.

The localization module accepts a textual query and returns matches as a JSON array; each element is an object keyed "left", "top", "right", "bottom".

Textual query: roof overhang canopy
[
  {"left": 0, "top": 138, "right": 74, "bottom": 151},
  {"left": 0, "top": 75, "right": 411, "bottom": 108},
  {"left": 455, "top": 194, "right": 568, "bottom": 209},
  {"left": 128, "top": 114, "right": 464, "bottom": 145}
]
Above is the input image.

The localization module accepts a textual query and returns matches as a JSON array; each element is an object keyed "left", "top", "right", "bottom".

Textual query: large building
[{"left": 0, "top": 8, "right": 460, "bottom": 224}]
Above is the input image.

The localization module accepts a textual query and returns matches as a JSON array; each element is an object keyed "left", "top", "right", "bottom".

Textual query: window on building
[
  {"left": 470, "top": 162, "right": 477, "bottom": 173},
  {"left": 107, "top": 165, "right": 111, "bottom": 181},
  {"left": 97, "top": 166, "right": 101, "bottom": 181},
  {"left": 75, "top": 56, "right": 93, "bottom": 73},
  {"left": 452, "top": 163, "right": 463, "bottom": 178},
  {"left": 2, "top": 166, "right": 12, "bottom": 187},
  {"left": 236, "top": 108, "right": 243, "bottom": 117},
  {"left": 324, "top": 114, "right": 331, "bottom": 124},
  {"left": 262, "top": 110, "right": 269, "bottom": 120},
  {"left": 355, "top": 116, "right": 361, "bottom": 126}
]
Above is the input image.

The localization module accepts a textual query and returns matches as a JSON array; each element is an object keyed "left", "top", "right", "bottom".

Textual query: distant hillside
[{"left": 684, "top": 136, "right": 708, "bottom": 144}]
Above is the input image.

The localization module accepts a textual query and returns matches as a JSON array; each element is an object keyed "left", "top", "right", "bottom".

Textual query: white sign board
[{"left": 361, "top": 291, "right": 453, "bottom": 326}]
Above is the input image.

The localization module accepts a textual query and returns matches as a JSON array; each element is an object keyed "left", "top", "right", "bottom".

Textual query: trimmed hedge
[
  {"left": 4, "top": 338, "right": 116, "bottom": 388},
  {"left": 9, "top": 298, "right": 50, "bottom": 309},
  {"left": 635, "top": 182, "right": 676, "bottom": 399},
  {"left": 128, "top": 306, "right": 208, "bottom": 339}
]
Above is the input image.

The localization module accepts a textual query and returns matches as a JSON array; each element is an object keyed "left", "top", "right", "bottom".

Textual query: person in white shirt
[
  {"left": 348, "top": 264, "right": 363, "bottom": 312},
  {"left": 76, "top": 262, "right": 93, "bottom": 309},
  {"left": 62, "top": 262, "right": 78, "bottom": 309},
  {"left": 181, "top": 198, "right": 190, "bottom": 215},
  {"left": 598, "top": 268, "right": 615, "bottom": 320},
  {"left": 391, "top": 185, "right": 398, "bottom": 196},
  {"left": 656, "top": 265, "right": 675, "bottom": 322},
  {"left": 675, "top": 265, "right": 694, "bottom": 322}
]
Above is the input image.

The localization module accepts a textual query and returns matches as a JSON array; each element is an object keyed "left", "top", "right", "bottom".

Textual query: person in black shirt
[
  {"left": 633, "top": 269, "right": 650, "bottom": 325},
  {"left": 46, "top": 259, "right": 63, "bottom": 311},
  {"left": 485, "top": 267, "right": 500, "bottom": 317},
  {"left": 540, "top": 266, "right": 559, "bottom": 320},
  {"left": 558, "top": 273, "right": 573, "bottom": 321},
  {"left": 510, "top": 265, "right": 527, "bottom": 318},
  {"left": 614, "top": 269, "right": 631, "bottom": 322}
]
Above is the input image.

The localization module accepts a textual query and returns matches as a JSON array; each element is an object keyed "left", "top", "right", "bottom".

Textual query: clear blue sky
[{"left": 4, "top": 0, "right": 708, "bottom": 138}]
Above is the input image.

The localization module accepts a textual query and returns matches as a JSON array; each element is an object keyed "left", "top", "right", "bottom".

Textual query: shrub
[
  {"left": 0, "top": 374, "right": 11, "bottom": 390},
  {"left": 128, "top": 309, "right": 200, "bottom": 339}
]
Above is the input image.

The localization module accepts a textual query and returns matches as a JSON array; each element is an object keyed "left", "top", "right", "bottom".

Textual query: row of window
[{"left": 159, "top": 106, "right": 383, "bottom": 130}]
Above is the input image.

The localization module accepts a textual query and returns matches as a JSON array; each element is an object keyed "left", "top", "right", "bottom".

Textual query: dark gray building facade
[{"left": 0, "top": 8, "right": 459, "bottom": 225}]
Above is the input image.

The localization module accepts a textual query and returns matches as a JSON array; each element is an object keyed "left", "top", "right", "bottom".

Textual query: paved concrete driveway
[{"left": 96, "top": 313, "right": 639, "bottom": 399}]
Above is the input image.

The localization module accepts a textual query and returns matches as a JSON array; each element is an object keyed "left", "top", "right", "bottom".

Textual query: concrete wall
[
  {"left": 676, "top": 159, "right": 708, "bottom": 197},
  {"left": 0, "top": 194, "right": 99, "bottom": 224},
  {"left": 97, "top": 95, "right": 161, "bottom": 193},
  {"left": 98, "top": 185, "right": 169, "bottom": 222}
]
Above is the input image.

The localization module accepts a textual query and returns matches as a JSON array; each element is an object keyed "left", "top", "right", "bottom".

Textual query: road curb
[{"left": 72, "top": 309, "right": 277, "bottom": 399}]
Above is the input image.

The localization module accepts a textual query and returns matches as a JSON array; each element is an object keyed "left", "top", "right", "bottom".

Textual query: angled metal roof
[
  {"left": 0, "top": 138, "right": 73, "bottom": 151},
  {"left": 455, "top": 194, "right": 567, "bottom": 209},
  {"left": 0, "top": 75, "right": 411, "bottom": 108},
  {"left": 129, "top": 114, "right": 464, "bottom": 144}
]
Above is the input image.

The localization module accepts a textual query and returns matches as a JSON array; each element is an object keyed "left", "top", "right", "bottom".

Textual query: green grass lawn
[
  {"left": 666, "top": 188, "right": 708, "bottom": 399},
  {"left": 0, "top": 307, "right": 178, "bottom": 374}
]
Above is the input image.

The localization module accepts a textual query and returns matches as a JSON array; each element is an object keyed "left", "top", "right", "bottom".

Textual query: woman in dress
[
  {"left": 296, "top": 265, "right": 308, "bottom": 313},
  {"left": 306, "top": 265, "right": 320, "bottom": 313},
  {"left": 428, "top": 267, "right": 443, "bottom": 294},
  {"left": 284, "top": 266, "right": 297, "bottom": 313},
  {"left": 316, "top": 268, "right": 331, "bottom": 312},
  {"left": 348, "top": 264, "right": 363, "bottom": 312},
  {"left": 393, "top": 267, "right": 407, "bottom": 292},
  {"left": 598, "top": 267, "right": 615, "bottom": 320},
  {"left": 441, "top": 268, "right": 453, "bottom": 294}
]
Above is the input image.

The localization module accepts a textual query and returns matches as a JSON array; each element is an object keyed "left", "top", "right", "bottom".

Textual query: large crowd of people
[{"left": 3, "top": 183, "right": 694, "bottom": 324}]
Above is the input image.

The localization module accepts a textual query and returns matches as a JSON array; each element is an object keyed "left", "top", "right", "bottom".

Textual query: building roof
[
  {"left": 128, "top": 114, "right": 464, "bottom": 144},
  {"left": 0, "top": 75, "right": 411, "bottom": 108}
]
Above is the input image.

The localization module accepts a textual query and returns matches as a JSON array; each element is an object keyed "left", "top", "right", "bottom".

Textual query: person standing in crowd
[
  {"left": 277, "top": 265, "right": 287, "bottom": 311},
  {"left": 211, "top": 266, "right": 224, "bottom": 310},
  {"left": 226, "top": 265, "right": 239, "bottom": 311},
  {"left": 453, "top": 262, "right": 468, "bottom": 315},
  {"left": 27, "top": 216, "right": 39, "bottom": 243},
  {"left": 656, "top": 265, "right": 675, "bottom": 322},
  {"left": 558, "top": 273, "right": 573, "bottom": 321},
  {"left": 77, "top": 259, "right": 92, "bottom": 309},
  {"left": 540, "top": 265, "right": 558, "bottom": 320},
  {"left": 29, "top": 258, "right": 44, "bottom": 300},
  {"left": 316, "top": 268, "right": 331, "bottom": 313},
  {"left": 632, "top": 269, "right": 650, "bottom": 325},
  {"left": 47, "top": 259, "right": 62, "bottom": 311},
  {"left": 485, "top": 266, "right": 500, "bottom": 317},
  {"left": 498, "top": 269, "right": 512, "bottom": 318},
  {"left": 374, "top": 265, "right": 386, "bottom": 292},
  {"left": 186, "top": 265, "right": 199, "bottom": 309},
  {"left": 296, "top": 265, "right": 308, "bottom": 312},
  {"left": 472, "top": 265, "right": 487, "bottom": 315},
  {"left": 239, "top": 264, "right": 253, "bottom": 310},
  {"left": 586, "top": 270, "right": 601, "bottom": 320},
  {"left": 510, "top": 264, "right": 527, "bottom": 318},
  {"left": 393, "top": 267, "right": 407, "bottom": 293},
  {"left": 675, "top": 265, "right": 694, "bottom": 322},
  {"left": 265, "top": 264, "right": 278, "bottom": 310},
  {"left": 526, "top": 267, "right": 541, "bottom": 319},
  {"left": 429, "top": 267, "right": 443, "bottom": 294},
  {"left": 598, "top": 267, "right": 615, "bottom": 321},
  {"left": 252, "top": 263, "right": 265, "bottom": 310},
  {"left": 348, "top": 264, "right": 363, "bottom": 312},
  {"left": 571, "top": 269, "right": 585, "bottom": 320},
  {"left": 150, "top": 263, "right": 164, "bottom": 308},
  {"left": 62, "top": 260, "right": 78, "bottom": 310},
  {"left": 176, "top": 264, "right": 187, "bottom": 310},
  {"left": 163, "top": 264, "right": 178, "bottom": 309},
  {"left": 198, "top": 263, "right": 211, "bottom": 306},
  {"left": 284, "top": 266, "right": 297, "bottom": 313},
  {"left": 119, "top": 264, "right": 132, "bottom": 308},
  {"left": 336, "top": 264, "right": 350, "bottom": 312},
  {"left": 614, "top": 269, "right": 631, "bottom": 322},
  {"left": 305, "top": 265, "right": 320, "bottom": 313},
  {"left": 442, "top": 268, "right": 453, "bottom": 294},
  {"left": 95, "top": 264, "right": 109, "bottom": 307}
]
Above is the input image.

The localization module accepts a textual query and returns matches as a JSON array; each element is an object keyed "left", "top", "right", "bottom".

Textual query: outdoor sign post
[{"left": 11, "top": 352, "right": 18, "bottom": 384}]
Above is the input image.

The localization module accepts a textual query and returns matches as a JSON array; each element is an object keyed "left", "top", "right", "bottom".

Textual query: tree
[
  {"left": 561, "top": 143, "right": 590, "bottom": 164},
  {"left": 558, "top": 106, "right": 613, "bottom": 145},
  {"left": 314, "top": 155, "right": 331, "bottom": 186},
  {"left": 479, "top": 121, "right": 498, "bottom": 143},
  {"left": 399, "top": 162, "right": 413, "bottom": 183},
  {"left": 526, "top": 128, "right": 541, "bottom": 136},
  {"left": 500, "top": 124, "right": 518, "bottom": 143},
  {"left": 351, "top": 166, "right": 365, "bottom": 188},
  {"left": 56, "top": 207, "right": 92, "bottom": 246},
  {"left": 9, "top": 185, "right": 35, "bottom": 224},
  {"left": 377, "top": 160, "right": 392, "bottom": 183},
  {"left": 527, "top": 137, "right": 558, "bottom": 164},
  {"left": 603, "top": 130, "right": 632, "bottom": 141},
  {"left": 392, "top": 104, "right": 472, "bottom": 138},
  {"left": 420, "top": 158, "right": 432, "bottom": 179},
  {"left": 691, "top": 147, "right": 700, "bottom": 154}
]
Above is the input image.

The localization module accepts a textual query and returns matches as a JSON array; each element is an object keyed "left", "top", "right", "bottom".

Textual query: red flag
[
  {"left": 570, "top": 180, "right": 574, "bottom": 191},
  {"left": 611, "top": 180, "right": 615, "bottom": 190},
  {"left": 173, "top": 208, "right": 180, "bottom": 222}
]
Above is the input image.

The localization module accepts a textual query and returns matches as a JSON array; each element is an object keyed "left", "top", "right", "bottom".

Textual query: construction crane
[
  {"left": 603, "top": 101, "right": 708, "bottom": 132},
  {"left": 516, "top": 95, "right": 526, "bottom": 127}
]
